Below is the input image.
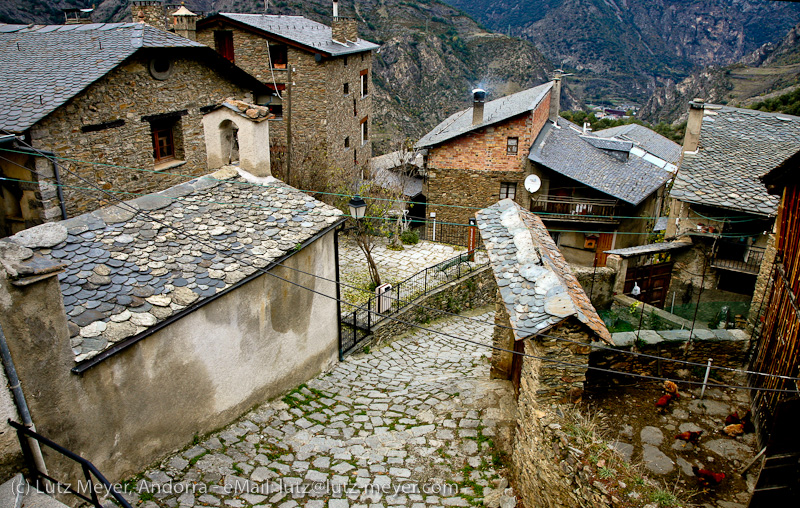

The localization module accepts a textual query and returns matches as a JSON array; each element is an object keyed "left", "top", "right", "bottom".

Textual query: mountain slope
[
  {"left": 1, "top": 0, "right": 562, "bottom": 153},
  {"left": 639, "top": 23, "right": 800, "bottom": 124},
  {"left": 443, "top": 0, "right": 800, "bottom": 104}
]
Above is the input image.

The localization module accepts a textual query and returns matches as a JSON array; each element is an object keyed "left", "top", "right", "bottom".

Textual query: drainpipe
[{"left": 0, "top": 324, "right": 48, "bottom": 475}]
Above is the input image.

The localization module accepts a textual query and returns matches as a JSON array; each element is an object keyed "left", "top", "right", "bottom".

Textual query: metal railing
[
  {"left": 711, "top": 240, "right": 766, "bottom": 274},
  {"left": 339, "top": 250, "right": 488, "bottom": 356},
  {"left": 530, "top": 195, "right": 620, "bottom": 220},
  {"left": 9, "top": 420, "right": 133, "bottom": 508},
  {"left": 419, "top": 221, "right": 484, "bottom": 248}
]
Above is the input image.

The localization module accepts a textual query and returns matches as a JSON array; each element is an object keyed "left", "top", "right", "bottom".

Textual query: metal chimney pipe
[
  {"left": 333, "top": 0, "right": 339, "bottom": 17},
  {"left": 472, "top": 88, "right": 486, "bottom": 126}
]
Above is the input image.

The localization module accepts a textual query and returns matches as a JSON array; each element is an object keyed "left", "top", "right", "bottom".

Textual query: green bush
[{"left": 401, "top": 229, "right": 420, "bottom": 245}]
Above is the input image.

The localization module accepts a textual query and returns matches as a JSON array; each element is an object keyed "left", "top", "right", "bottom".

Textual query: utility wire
[
  {"left": 5, "top": 141, "right": 798, "bottom": 395},
  {"left": 0, "top": 152, "right": 792, "bottom": 381},
  {"left": 0, "top": 146, "right": 765, "bottom": 223}
]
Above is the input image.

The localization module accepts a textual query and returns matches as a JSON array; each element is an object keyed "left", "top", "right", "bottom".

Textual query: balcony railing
[
  {"left": 530, "top": 195, "right": 621, "bottom": 222},
  {"left": 711, "top": 240, "right": 766, "bottom": 275}
]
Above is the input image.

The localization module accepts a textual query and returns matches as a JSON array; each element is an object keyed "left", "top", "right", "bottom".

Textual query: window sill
[{"left": 154, "top": 159, "right": 186, "bottom": 171}]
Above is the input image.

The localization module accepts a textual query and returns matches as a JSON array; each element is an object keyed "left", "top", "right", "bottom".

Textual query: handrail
[
  {"left": 8, "top": 420, "right": 133, "bottom": 508},
  {"left": 532, "top": 195, "right": 618, "bottom": 206}
]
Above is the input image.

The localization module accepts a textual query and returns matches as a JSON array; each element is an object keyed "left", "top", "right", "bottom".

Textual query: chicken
[
  {"left": 723, "top": 423, "right": 744, "bottom": 436},
  {"left": 675, "top": 430, "right": 703, "bottom": 445},
  {"left": 725, "top": 411, "right": 741, "bottom": 425},
  {"left": 663, "top": 380, "right": 680, "bottom": 399},
  {"left": 692, "top": 466, "right": 725, "bottom": 488},
  {"left": 655, "top": 394, "right": 673, "bottom": 413}
]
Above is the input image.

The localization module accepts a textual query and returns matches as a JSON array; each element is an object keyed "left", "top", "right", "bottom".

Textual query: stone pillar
[
  {"left": 131, "top": 1, "right": 166, "bottom": 29},
  {"left": 491, "top": 290, "right": 515, "bottom": 379},
  {"left": 606, "top": 254, "right": 627, "bottom": 296},
  {"left": 749, "top": 233, "right": 778, "bottom": 328}
]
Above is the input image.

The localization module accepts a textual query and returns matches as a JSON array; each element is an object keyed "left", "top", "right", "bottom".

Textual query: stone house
[
  {"left": 0, "top": 165, "right": 345, "bottom": 481},
  {"left": 476, "top": 199, "right": 612, "bottom": 507},
  {"left": 528, "top": 119, "right": 677, "bottom": 267},
  {"left": 666, "top": 103, "right": 800, "bottom": 311},
  {"left": 0, "top": 21, "right": 269, "bottom": 235},
  {"left": 415, "top": 82, "right": 554, "bottom": 228},
  {"left": 193, "top": 7, "right": 379, "bottom": 178}
]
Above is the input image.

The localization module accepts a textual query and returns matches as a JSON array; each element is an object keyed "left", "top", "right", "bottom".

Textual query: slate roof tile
[
  {"left": 594, "top": 123, "right": 682, "bottom": 165},
  {"left": 5, "top": 168, "right": 343, "bottom": 364},
  {"left": 415, "top": 83, "right": 553, "bottom": 148},
  {"left": 0, "top": 23, "right": 205, "bottom": 133},
  {"left": 670, "top": 105, "right": 800, "bottom": 216},
  {"left": 208, "top": 13, "right": 379, "bottom": 57},
  {"left": 529, "top": 118, "right": 673, "bottom": 205},
  {"left": 476, "top": 199, "right": 611, "bottom": 344}
]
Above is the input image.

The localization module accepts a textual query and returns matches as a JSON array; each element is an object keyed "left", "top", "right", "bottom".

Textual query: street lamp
[{"left": 348, "top": 195, "right": 367, "bottom": 220}]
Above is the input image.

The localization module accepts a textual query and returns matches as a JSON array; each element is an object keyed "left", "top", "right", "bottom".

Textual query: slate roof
[
  {"left": 2, "top": 167, "right": 343, "bottom": 365},
  {"left": 529, "top": 118, "right": 673, "bottom": 206},
  {"left": 372, "top": 167, "right": 424, "bottom": 198},
  {"left": 0, "top": 23, "right": 211, "bottom": 133},
  {"left": 415, "top": 82, "right": 553, "bottom": 149},
  {"left": 604, "top": 240, "right": 692, "bottom": 259},
  {"left": 670, "top": 105, "right": 800, "bottom": 216},
  {"left": 203, "top": 13, "right": 379, "bottom": 57},
  {"left": 595, "top": 123, "right": 682, "bottom": 165},
  {"left": 476, "top": 199, "right": 611, "bottom": 344}
]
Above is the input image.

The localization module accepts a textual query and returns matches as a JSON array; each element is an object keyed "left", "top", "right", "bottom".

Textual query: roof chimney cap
[{"left": 472, "top": 88, "right": 486, "bottom": 102}]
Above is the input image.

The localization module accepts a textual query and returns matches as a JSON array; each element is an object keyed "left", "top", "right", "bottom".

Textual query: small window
[
  {"left": 152, "top": 124, "right": 175, "bottom": 162},
  {"left": 344, "top": 82, "right": 350, "bottom": 95},
  {"left": 214, "top": 31, "right": 234, "bottom": 63},
  {"left": 360, "top": 117, "right": 368, "bottom": 145},
  {"left": 344, "top": 136, "right": 350, "bottom": 148},
  {"left": 507, "top": 137, "right": 518, "bottom": 155},
  {"left": 500, "top": 182, "right": 516, "bottom": 200},
  {"left": 269, "top": 44, "right": 287, "bottom": 69},
  {"left": 360, "top": 70, "right": 369, "bottom": 98},
  {"left": 344, "top": 56, "right": 348, "bottom": 67}
]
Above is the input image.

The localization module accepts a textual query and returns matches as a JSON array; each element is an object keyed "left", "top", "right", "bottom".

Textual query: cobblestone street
[{"left": 130, "top": 308, "right": 514, "bottom": 508}]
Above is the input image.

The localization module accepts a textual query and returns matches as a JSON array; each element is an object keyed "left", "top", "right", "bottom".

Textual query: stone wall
[
  {"left": 571, "top": 265, "right": 617, "bottom": 310},
  {"left": 195, "top": 24, "right": 372, "bottom": 177},
  {"left": 0, "top": 230, "right": 339, "bottom": 482},
  {"left": 0, "top": 150, "right": 54, "bottom": 238},
  {"left": 588, "top": 328, "right": 750, "bottom": 388},
  {"left": 29, "top": 53, "right": 253, "bottom": 218},
  {"left": 369, "top": 266, "right": 497, "bottom": 347},
  {"left": 748, "top": 233, "right": 777, "bottom": 326}
]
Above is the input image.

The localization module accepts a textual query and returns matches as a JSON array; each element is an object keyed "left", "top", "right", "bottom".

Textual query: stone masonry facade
[
  {"left": 196, "top": 24, "right": 373, "bottom": 177},
  {"left": 29, "top": 54, "right": 253, "bottom": 218},
  {"left": 425, "top": 94, "right": 551, "bottom": 226}
]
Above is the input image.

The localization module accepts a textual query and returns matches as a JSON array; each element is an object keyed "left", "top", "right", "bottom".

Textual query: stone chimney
[
  {"left": 682, "top": 99, "right": 705, "bottom": 153},
  {"left": 172, "top": 5, "right": 198, "bottom": 41},
  {"left": 549, "top": 71, "right": 562, "bottom": 122},
  {"left": 131, "top": 1, "right": 167, "bottom": 30},
  {"left": 472, "top": 89, "right": 486, "bottom": 126},
  {"left": 331, "top": 1, "right": 358, "bottom": 43}
]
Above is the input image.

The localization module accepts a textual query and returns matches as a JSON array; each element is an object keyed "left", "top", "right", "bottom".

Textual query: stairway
[{"left": 0, "top": 474, "right": 71, "bottom": 508}]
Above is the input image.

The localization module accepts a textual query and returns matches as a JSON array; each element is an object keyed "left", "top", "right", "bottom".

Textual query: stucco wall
[
  {"left": 29, "top": 53, "right": 253, "bottom": 218},
  {"left": 0, "top": 366, "right": 21, "bottom": 482},
  {"left": 0, "top": 230, "right": 339, "bottom": 482}
]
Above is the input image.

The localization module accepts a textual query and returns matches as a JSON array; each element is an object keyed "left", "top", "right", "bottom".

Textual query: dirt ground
[{"left": 586, "top": 372, "right": 760, "bottom": 508}]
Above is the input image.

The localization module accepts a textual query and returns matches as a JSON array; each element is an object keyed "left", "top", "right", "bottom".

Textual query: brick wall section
[
  {"left": 425, "top": 92, "right": 551, "bottom": 226},
  {"left": 29, "top": 54, "right": 252, "bottom": 218},
  {"left": 196, "top": 24, "right": 372, "bottom": 175}
]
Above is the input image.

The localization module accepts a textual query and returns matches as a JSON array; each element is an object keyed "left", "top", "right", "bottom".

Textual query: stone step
[{"left": 0, "top": 474, "right": 71, "bottom": 508}]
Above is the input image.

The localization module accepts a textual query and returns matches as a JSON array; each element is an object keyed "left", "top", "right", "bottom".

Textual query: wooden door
[
  {"left": 594, "top": 233, "right": 615, "bottom": 267},
  {"left": 623, "top": 262, "right": 674, "bottom": 308}
]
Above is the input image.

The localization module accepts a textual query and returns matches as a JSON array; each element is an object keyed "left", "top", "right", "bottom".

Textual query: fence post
[
  {"left": 468, "top": 218, "right": 477, "bottom": 260},
  {"left": 430, "top": 212, "right": 437, "bottom": 242}
]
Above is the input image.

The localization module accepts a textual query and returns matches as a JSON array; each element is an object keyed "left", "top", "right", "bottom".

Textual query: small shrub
[{"left": 401, "top": 229, "right": 419, "bottom": 245}]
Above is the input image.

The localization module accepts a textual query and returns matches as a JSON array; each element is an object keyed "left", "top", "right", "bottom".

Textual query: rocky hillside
[
  {"left": 443, "top": 0, "right": 800, "bottom": 105},
  {"left": 1, "top": 0, "right": 564, "bottom": 154},
  {"left": 639, "top": 22, "right": 800, "bottom": 124}
]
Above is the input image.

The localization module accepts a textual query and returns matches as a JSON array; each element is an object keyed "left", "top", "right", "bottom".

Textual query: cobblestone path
[{"left": 132, "top": 309, "right": 514, "bottom": 508}]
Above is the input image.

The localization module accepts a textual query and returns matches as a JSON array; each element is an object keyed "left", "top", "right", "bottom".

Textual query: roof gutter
[{"left": 71, "top": 216, "right": 347, "bottom": 374}]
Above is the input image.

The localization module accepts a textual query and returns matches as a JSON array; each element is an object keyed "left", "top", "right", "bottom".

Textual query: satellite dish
[{"left": 524, "top": 174, "right": 542, "bottom": 193}]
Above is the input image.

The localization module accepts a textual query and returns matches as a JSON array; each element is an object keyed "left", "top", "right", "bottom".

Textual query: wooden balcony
[
  {"left": 711, "top": 240, "right": 766, "bottom": 275},
  {"left": 530, "top": 195, "right": 621, "bottom": 223}
]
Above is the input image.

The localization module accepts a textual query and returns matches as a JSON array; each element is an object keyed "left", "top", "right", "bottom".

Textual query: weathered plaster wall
[
  {"left": 0, "top": 366, "right": 21, "bottom": 482},
  {"left": 0, "top": 230, "right": 338, "bottom": 482},
  {"left": 30, "top": 53, "right": 252, "bottom": 218}
]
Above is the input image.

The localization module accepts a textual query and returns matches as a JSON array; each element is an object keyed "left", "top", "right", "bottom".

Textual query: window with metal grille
[
  {"left": 507, "top": 137, "right": 518, "bottom": 155},
  {"left": 500, "top": 182, "right": 516, "bottom": 200}
]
